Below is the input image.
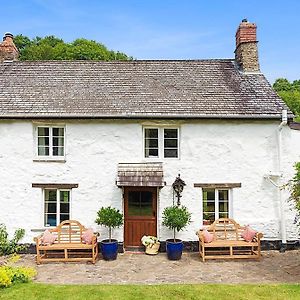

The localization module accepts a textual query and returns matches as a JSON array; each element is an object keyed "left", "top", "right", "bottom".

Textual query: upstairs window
[
  {"left": 144, "top": 127, "right": 179, "bottom": 158},
  {"left": 37, "top": 126, "right": 65, "bottom": 158}
]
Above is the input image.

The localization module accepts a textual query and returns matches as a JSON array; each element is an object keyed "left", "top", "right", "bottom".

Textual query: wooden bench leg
[
  {"left": 64, "top": 249, "right": 68, "bottom": 261},
  {"left": 36, "top": 246, "right": 41, "bottom": 264}
]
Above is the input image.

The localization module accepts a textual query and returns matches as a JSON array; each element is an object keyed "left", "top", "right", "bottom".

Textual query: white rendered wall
[{"left": 0, "top": 119, "right": 299, "bottom": 243}]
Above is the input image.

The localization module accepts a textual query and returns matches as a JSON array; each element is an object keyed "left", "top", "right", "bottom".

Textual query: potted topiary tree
[
  {"left": 95, "top": 206, "right": 123, "bottom": 260},
  {"left": 162, "top": 205, "right": 191, "bottom": 260}
]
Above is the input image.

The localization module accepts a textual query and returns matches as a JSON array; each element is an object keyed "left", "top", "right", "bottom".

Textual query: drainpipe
[{"left": 277, "top": 109, "right": 288, "bottom": 252}]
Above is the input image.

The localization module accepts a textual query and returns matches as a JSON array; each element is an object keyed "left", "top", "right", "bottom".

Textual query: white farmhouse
[{"left": 0, "top": 20, "right": 299, "bottom": 251}]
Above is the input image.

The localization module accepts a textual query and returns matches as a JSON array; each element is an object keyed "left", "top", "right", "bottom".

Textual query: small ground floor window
[
  {"left": 202, "top": 188, "right": 230, "bottom": 225},
  {"left": 44, "top": 189, "right": 70, "bottom": 226}
]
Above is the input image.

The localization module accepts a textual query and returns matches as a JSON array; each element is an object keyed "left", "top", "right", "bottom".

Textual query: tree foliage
[
  {"left": 162, "top": 205, "right": 191, "bottom": 241},
  {"left": 95, "top": 206, "right": 123, "bottom": 242},
  {"left": 14, "top": 34, "right": 132, "bottom": 61},
  {"left": 273, "top": 78, "right": 300, "bottom": 121}
]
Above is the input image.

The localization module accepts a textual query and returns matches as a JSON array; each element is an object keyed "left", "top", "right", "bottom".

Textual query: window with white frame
[
  {"left": 37, "top": 126, "right": 65, "bottom": 158},
  {"left": 144, "top": 127, "right": 178, "bottom": 158},
  {"left": 44, "top": 189, "right": 70, "bottom": 227},
  {"left": 202, "top": 189, "right": 230, "bottom": 225}
]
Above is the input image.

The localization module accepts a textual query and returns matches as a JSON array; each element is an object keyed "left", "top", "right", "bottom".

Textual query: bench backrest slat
[
  {"left": 54, "top": 220, "right": 86, "bottom": 244},
  {"left": 208, "top": 218, "right": 244, "bottom": 241}
]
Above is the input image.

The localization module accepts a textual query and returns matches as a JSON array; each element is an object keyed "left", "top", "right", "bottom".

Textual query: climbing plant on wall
[{"left": 288, "top": 162, "right": 300, "bottom": 227}]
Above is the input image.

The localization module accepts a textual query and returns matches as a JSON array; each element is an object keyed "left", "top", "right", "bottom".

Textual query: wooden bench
[
  {"left": 197, "top": 218, "right": 263, "bottom": 262},
  {"left": 34, "top": 220, "right": 98, "bottom": 264}
]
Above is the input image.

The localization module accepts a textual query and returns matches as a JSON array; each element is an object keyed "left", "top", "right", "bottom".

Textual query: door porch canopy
[{"left": 116, "top": 163, "right": 164, "bottom": 187}]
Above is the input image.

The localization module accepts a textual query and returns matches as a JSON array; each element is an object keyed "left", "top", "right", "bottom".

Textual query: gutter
[{"left": 0, "top": 113, "right": 292, "bottom": 120}]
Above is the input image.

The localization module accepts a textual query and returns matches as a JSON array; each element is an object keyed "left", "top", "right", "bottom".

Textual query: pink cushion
[
  {"left": 41, "top": 229, "right": 56, "bottom": 245},
  {"left": 82, "top": 228, "right": 94, "bottom": 244},
  {"left": 241, "top": 226, "right": 256, "bottom": 242},
  {"left": 203, "top": 229, "right": 214, "bottom": 243}
]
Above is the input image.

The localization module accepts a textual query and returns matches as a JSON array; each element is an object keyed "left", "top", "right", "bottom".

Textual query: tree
[
  {"left": 13, "top": 34, "right": 132, "bottom": 61},
  {"left": 273, "top": 78, "right": 300, "bottom": 121}
]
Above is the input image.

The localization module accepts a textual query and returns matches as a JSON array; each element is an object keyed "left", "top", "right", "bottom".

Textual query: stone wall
[{"left": 0, "top": 119, "right": 299, "bottom": 243}]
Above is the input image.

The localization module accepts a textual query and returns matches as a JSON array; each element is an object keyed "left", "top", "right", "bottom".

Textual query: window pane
[
  {"left": 203, "top": 201, "right": 215, "bottom": 212},
  {"left": 128, "top": 191, "right": 153, "bottom": 216},
  {"left": 145, "top": 148, "right": 158, "bottom": 158},
  {"left": 219, "top": 190, "right": 228, "bottom": 201},
  {"left": 38, "top": 127, "right": 49, "bottom": 136},
  {"left": 38, "top": 146, "right": 49, "bottom": 156},
  {"left": 219, "top": 212, "right": 229, "bottom": 218},
  {"left": 45, "top": 203, "right": 56, "bottom": 214},
  {"left": 52, "top": 128, "right": 64, "bottom": 136},
  {"left": 53, "top": 146, "right": 64, "bottom": 156},
  {"left": 203, "top": 189, "right": 215, "bottom": 201},
  {"left": 38, "top": 137, "right": 49, "bottom": 146},
  {"left": 164, "top": 149, "right": 178, "bottom": 158},
  {"left": 164, "top": 139, "right": 178, "bottom": 148},
  {"left": 60, "top": 214, "right": 69, "bottom": 222},
  {"left": 53, "top": 137, "right": 64, "bottom": 146},
  {"left": 45, "top": 214, "right": 56, "bottom": 227},
  {"left": 219, "top": 202, "right": 229, "bottom": 213},
  {"left": 60, "top": 191, "right": 70, "bottom": 203},
  {"left": 203, "top": 213, "right": 215, "bottom": 225},
  {"left": 145, "top": 138, "right": 158, "bottom": 148},
  {"left": 164, "top": 129, "right": 177, "bottom": 138},
  {"left": 45, "top": 190, "right": 57, "bottom": 201},
  {"left": 145, "top": 129, "right": 158, "bottom": 138}
]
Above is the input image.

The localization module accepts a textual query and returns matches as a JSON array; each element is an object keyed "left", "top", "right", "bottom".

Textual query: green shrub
[
  {"left": 0, "top": 265, "right": 36, "bottom": 288},
  {"left": 162, "top": 205, "right": 191, "bottom": 241},
  {"left": 95, "top": 206, "right": 123, "bottom": 242},
  {"left": 0, "top": 224, "right": 26, "bottom": 255}
]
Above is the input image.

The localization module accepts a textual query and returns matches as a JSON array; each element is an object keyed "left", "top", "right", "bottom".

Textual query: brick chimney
[
  {"left": 234, "top": 19, "right": 260, "bottom": 72},
  {"left": 0, "top": 33, "right": 19, "bottom": 62}
]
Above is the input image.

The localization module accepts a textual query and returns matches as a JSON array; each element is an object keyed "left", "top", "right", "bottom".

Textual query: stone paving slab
[{"left": 5, "top": 250, "right": 300, "bottom": 284}]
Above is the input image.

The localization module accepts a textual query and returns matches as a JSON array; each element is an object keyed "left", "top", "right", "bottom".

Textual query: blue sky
[{"left": 1, "top": 0, "right": 299, "bottom": 82}]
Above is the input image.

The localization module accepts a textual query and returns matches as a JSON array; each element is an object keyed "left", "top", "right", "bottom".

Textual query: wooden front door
[{"left": 124, "top": 187, "right": 157, "bottom": 247}]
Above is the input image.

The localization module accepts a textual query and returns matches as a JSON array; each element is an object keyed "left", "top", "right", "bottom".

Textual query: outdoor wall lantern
[{"left": 172, "top": 174, "right": 186, "bottom": 206}]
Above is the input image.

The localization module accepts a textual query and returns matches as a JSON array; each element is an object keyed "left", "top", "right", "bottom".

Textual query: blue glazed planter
[
  {"left": 100, "top": 239, "right": 118, "bottom": 260},
  {"left": 166, "top": 239, "right": 183, "bottom": 260}
]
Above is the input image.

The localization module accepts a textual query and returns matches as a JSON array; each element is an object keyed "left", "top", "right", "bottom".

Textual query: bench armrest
[
  {"left": 34, "top": 234, "right": 43, "bottom": 245},
  {"left": 196, "top": 230, "right": 205, "bottom": 243},
  {"left": 253, "top": 232, "right": 263, "bottom": 242}
]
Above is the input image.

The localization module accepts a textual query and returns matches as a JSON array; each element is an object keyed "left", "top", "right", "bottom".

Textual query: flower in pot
[
  {"left": 162, "top": 205, "right": 191, "bottom": 260},
  {"left": 95, "top": 206, "right": 123, "bottom": 260},
  {"left": 141, "top": 235, "right": 160, "bottom": 255}
]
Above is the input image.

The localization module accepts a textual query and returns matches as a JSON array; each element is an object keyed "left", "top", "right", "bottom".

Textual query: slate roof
[{"left": 0, "top": 59, "right": 289, "bottom": 119}]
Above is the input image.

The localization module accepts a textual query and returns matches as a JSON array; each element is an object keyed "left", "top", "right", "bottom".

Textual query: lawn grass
[{"left": 0, "top": 283, "right": 299, "bottom": 300}]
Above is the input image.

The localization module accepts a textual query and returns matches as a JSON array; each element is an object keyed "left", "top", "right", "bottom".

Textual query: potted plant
[
  {"left": 95, "top": 206, "right": 123, "bottom": 260},
  {"left": 141, "top": 235, "right": 160, "bottom": 255},
  {"left": 162, "top": 205, "right": 191, "bottom": 260}
]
